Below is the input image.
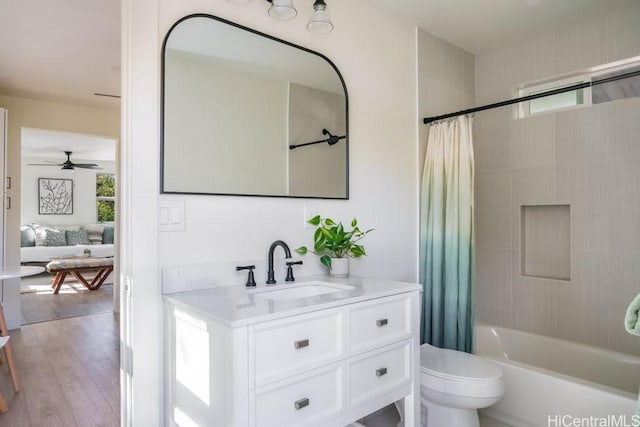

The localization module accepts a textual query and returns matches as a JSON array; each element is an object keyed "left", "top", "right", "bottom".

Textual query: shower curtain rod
[{"left": 423, "top": 68, "right": 640, "bottom": 124}]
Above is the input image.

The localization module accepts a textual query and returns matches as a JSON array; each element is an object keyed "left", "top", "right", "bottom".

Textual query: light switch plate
[
  {"left": 304, "top": 204, "right": 318, "bottom": 228},
  {"left": 159, "top": 199, "right": 185, "bottom": 231}
]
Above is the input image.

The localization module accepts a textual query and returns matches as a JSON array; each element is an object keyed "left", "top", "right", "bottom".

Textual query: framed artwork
[{"left": 38, "top": 178, "right": 73, "bottom": 215}]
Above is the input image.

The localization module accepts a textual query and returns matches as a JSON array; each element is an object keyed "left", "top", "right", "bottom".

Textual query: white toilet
[{"left": 420, "top": 343, "right": 505, "bottom": 427}]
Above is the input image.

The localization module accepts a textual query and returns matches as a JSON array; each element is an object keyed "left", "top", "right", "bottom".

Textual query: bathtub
[{"left": 475, "top": 325, "right": 640, "bottom": 427}]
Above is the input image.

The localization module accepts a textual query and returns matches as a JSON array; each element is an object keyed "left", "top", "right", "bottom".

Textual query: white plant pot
[{"left": 330, "top": 257, "right": 350, "bottom": 278}]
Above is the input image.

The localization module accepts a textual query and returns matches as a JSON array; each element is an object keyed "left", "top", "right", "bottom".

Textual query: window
[
  {"left": 515, "top": 57, "right": 640, "bottom": 118},
  {"left": 96, "top": 174, "right": 115, "bottom": 222},
  {"left": 516, "top": 74, "right": 590, "bottom": 118}
]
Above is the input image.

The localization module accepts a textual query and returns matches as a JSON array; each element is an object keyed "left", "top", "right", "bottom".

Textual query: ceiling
[
  {"left": 0, "top": 0, "right": 120, "bottom": 109},
  {"left": 0, "top": 0, "right": 618, "bottom": 110},
  {"left": 367, "top": 0, "right": 614, "bottom": 55},
  {"left": 21, "top": 128, "right": 116, "bottom": 162}
]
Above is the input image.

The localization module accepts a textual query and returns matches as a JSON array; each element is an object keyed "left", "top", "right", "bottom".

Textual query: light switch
[
  {"left": 159, "top": 199, "right": 185, "bottom": 231},
  {"left": 169, "top": 207, "right": 181, "bottom": 224},
  {"left": 159, "top": 207, "right": 169, "bottom": 225},
  {"left": 304, "top": 204, "right": 318, "bottom": 228}
]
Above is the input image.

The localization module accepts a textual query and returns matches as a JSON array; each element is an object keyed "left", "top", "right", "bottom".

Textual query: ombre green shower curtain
[{"left": 419, "top": 115, "right": 474, "bottom": 352}]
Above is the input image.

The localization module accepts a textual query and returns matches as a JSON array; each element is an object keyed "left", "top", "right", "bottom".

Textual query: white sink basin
[{"left": 250, "top": 281, "right": 353, "bottom": 301}]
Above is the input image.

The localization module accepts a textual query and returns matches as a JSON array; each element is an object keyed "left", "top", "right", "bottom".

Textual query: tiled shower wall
[
  {"left": 417, "top": 30, "right": 475, "bottom": 175},
  {"left": 474, "top": 0, "right": 640, "bottom": 355}
]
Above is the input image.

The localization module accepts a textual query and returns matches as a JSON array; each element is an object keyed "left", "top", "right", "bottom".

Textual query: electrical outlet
[{"left": 304, "top": 204, "right": 318, "bottom": 228}]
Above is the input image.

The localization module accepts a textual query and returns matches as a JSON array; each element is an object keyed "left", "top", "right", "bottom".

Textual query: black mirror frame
[{"left": 160, "top": 13, "right": 349, "bottom": 199}]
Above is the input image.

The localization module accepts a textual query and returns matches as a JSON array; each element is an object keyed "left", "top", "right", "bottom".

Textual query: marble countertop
[{"left": 164, "top": 275, "right": 421, "bottom": 327}]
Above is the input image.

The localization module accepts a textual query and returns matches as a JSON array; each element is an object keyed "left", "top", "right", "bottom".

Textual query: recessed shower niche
[{"left": 520, "top": 204, "right": 571, "bottom": 281}]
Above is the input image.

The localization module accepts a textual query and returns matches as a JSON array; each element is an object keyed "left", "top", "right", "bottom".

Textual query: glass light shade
[
  {"left": 307, "top": 1, "right": 333, "bottom": 34},
  {"left": 307, "top": 7, "right": 333, "bottom": 34},
  {"left": 268, "top": 0, "right": 297, "bottom": 20}
]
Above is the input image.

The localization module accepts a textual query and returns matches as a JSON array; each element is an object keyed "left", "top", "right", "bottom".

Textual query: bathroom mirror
[{"left": 161, "top": 14, "right": 349, "bottom": 199}]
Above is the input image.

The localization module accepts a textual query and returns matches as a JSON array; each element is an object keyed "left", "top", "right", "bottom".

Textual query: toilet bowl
[{"left": 420, "top": 343, "right": 505, "bottom": 427}]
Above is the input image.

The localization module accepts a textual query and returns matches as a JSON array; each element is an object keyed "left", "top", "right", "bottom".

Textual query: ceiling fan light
[
  {"left": 62, "top": 165, "right": 75, "bottom": 172},
  {"left": 307, "top": 0, "right": 333, "bottom": 34},
  {"left": 268, "top": 0, "right": 297, "bottom": 20}
]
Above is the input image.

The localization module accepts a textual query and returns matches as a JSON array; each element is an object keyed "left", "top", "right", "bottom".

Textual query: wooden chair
[{"left": 0, "top": 303, "right": 19, "bottom": 414}]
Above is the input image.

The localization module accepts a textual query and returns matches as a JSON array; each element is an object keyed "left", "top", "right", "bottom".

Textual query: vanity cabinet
[{"left": 164, "top": 278, "right": 420, "bottom": 427}]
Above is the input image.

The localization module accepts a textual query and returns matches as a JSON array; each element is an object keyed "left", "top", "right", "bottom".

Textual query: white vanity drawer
[
  {"left": 255, "top": 363, "right": 344, "bottom": 427},
  {"left": 349, "top": 294, "right": 411, "bottom": 353},
  {"left": 253, "top": 309, "right": 344, "bottom": 386},
  {"left": 349, "top": 340, "right": 411, "bottom": 407}
]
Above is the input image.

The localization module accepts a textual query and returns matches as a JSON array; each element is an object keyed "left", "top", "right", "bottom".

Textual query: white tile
[
  {"left": 609, "top": 159, "right": 640, "bottom": 255},
  {"left": 556, "top": 251, "right": 611, "bottom": 347},
  {"left": 608, "top": 255, "right": 640, "bottom": 355},
  {"left": 510, "top": 259, "right": 561, "bottom": 337},
  {"left": 442, "top": 41, "right": 465, "bottom": 91},
  {"left": 608, "top": 2, "right": 640, "bottom": 62},
  {"left": 511, "top": 167, "right": 556, "bottom": 250},
  {"left": 475, "top": 248, "right": 512, "bottom": 327},
  {"left": 441, "top": 85, "right": 471, "bottom": 114},
  {"left": 554, "top": 21, "right": 605, "bottom": 75},
  {"left": 418, "top": 30, "right": 442, "bottom": 81},
  {"left": 606, "top": 98, "right": 640, "bottom": 160},
  {"left": 474, "top": 108, "right": 512, "bottom": 172},
  {"left": 510, "top": 114, "right": 556, "bottom": 170},
  {"left": 418, "top": 76, "right": 443, "bottom": 118},
  {"left": 476, "top": 170, "right": 512, "bottom": 249},
  {"left": 463, "top": 51, "right": 475, "bottom": 97}
]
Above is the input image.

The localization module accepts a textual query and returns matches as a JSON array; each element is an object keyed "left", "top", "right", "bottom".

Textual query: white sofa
[
  {"left": 20, "top": 223, "right": 115, "bottom": 264},
  {"left": 21, "top": 243, "right": 114, "bottom": 263}
]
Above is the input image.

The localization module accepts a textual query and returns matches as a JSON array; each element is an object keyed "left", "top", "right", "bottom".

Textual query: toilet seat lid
[{"left": 420, "top": 344, "right": 502, "bottom": 382}]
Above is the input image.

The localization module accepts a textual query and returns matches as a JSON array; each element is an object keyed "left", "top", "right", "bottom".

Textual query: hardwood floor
[
  {"left": 21, "top": 285, "right": 113, "bottom": 325},
  {"left": 0, "top": 312, "right": 120, "bottom": 426}
]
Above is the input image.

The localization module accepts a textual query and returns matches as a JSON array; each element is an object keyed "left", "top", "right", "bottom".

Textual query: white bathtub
[{"left": 475, "top": 325, "right": 640, "bottom": 427}]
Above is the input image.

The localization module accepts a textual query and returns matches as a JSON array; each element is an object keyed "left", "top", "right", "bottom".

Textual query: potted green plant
[{"left": 295, "top": 215, "right": 373, "bottom": 278}]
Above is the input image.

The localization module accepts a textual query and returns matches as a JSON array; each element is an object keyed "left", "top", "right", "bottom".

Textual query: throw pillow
[
  {"left": 102, "top": 224, "right": 114, "bottom": 244},
  {"left": 44, "top": 228, "right": 67, "bottom": 247},
  {"left": 20, "top": 225, "right": 36, "bottom": 247},
  {"left": 84, "top": 224, "right": 104, "bottom": 245},
  {"left": 31, "top": 224, "right": 48, "bottom": 247},
  {"left": 66, "top": 229, "right": 91, "bottom": 245}
]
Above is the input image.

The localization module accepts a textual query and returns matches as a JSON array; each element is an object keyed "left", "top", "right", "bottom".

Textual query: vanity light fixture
[{"left": 228, "top": 0, "right": 333, "bottom": 33}]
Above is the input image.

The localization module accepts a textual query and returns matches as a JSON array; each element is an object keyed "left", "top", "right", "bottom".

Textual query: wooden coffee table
[{"left": 46, "top": 257, "right": 114, "bottom": 295}]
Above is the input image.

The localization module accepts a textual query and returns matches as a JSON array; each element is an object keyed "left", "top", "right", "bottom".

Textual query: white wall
[
  {"left": 474, "top": 0, "right": 640, "bottom": 356},
  {"left": 123, "top": 0, "right": 418, "bottom": 424},
  {"left": 157, "top": 2, "right": 418, "bottom": 281},
  {"left": 21, "top": 158, "right": 116, "bottom": 226}
]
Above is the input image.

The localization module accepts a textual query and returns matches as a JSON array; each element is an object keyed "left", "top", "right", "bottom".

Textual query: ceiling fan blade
[
  {"left": 27, "top": 163, "right": 63, "bottom": 166},
  {"left": 44, "top": 160, "right": 60, "bottom": 164},
  {"left": 74, "top": 164, "right": 102, "bottom": 169}
]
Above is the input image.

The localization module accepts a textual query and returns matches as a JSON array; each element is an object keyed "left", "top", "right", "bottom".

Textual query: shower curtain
[{"left": 419, "top": 115, "right": 474, "bottom": 352}]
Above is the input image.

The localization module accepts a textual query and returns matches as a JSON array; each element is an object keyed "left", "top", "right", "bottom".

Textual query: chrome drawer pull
[
  {"left": 376, "top": 367, "right": 387, "bottom": 377},
  {"left": 376, "top": 318, "right": 388, "bottom": 327},
  {"left": 294, "top": 398, "right": 310, "bottom": 410},
  {"left": 294, "top": 339, "right": 309, "bottom": 349}
]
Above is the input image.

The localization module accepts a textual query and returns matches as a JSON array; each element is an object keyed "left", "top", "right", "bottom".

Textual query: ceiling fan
[{"left": 28, "top": 151, "right": 101, "bottom": 171}]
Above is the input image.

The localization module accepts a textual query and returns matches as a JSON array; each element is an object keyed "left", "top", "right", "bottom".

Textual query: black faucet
[{"left": 266, "top": 240, "right": 292, "bottom": 284}]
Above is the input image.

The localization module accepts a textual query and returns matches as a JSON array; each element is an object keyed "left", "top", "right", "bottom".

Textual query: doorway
[{"left": 19, "top": 128, "right": 118, "bottom": 325}]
